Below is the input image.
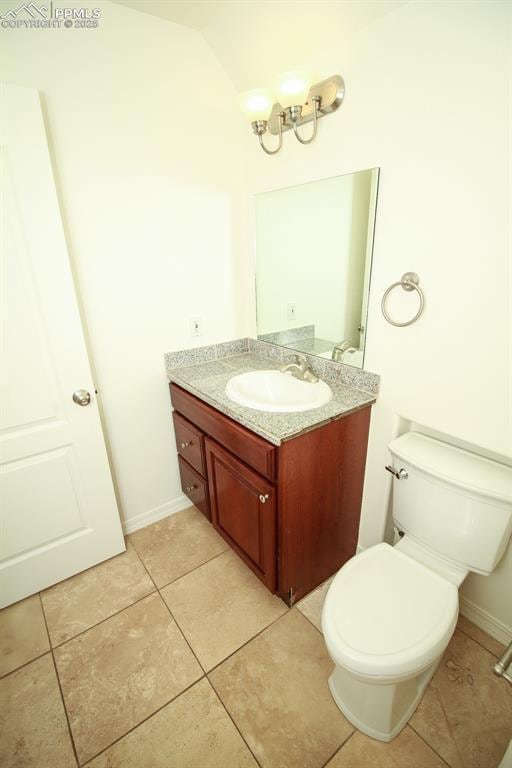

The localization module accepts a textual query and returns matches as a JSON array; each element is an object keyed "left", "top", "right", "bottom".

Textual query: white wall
[
  {"left": 230, "top": 1, "right": 512, "bottom": 638},
  {"left": 0, "top": 0, "right": 252, "bottom": 531}
]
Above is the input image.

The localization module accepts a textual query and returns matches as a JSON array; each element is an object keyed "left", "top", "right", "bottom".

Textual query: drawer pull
[
  {"left": 181, "top": 441, "right": 193, "bottom": 449},
  {"left": 185, "top": 484, "right": 198, "bottom": 493},
  {"left": 259, "top": 494, "right": 269, "bottom": 503}
]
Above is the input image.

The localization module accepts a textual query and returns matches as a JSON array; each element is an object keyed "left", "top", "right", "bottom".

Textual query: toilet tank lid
[{"left": 388, "top": 433, "right": 512, "bottom": 504}]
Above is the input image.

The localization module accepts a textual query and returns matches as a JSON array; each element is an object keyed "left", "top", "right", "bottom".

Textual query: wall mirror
[{"left": 255, "top": 168, "right": 379, "bottom": 369}]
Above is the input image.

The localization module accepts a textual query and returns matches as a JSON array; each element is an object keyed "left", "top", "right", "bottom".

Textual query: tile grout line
[
  {"left": 40, "top": 543, "right": 231, "bottom": 654},
  {"left": 154, "top": 547, "right": 230, "bottom": 591},
  {"left": 80, "top": 676, "right": 207, "bottom": 766},
  {"left": 295, "top": 606, "right": 324, "bottom": 636},
  {"left": 205, "top": 605, "right": 291, "bottom": 676},
  {"left": 8, "top": 512, "right": 278, "bottom": 765},
  {"left": 127, "top": 505, "right": 230, "bottom": 591},
  {"left": 38, "top": 593, "right": 80, "bottom": 768},
  {"left": 455, "top": 623, "right": 504, "bottom": 660},
  {"left": 44, "top": 538, "right": 209, "bottom": 765},
  {"left": 206, "top": 674, "right": 263, "bottom": 768},
  {"left": 409, "top": 722, "right": 454, "bottom": 768},
  {"left": 429, "top": 683, "right": 465, "bottom": 767},
  {"left": 76, "top": 545, "right": 274, "bottom": 766},
  {"left": 48, "top": 589, "right": 159, "bottom": 651},
  {"left": 127, "top": 523, "right": 209, "bottom": 676},
  {"left": 153, "top": 545, "right": 292, "bottom": 768},
  {"left": 126, "top": 534, "right": 159, "bottom": 589},
  {"left": 318, "top": 729, "right": 357, "bottom": 768},
  {"left": 157, "top": 588, "right": 207, "bottom": 675},
  {"left": 201, "top": 611, "right": 316, "bottom": 768},
  {"left": 0, "top": 648, "right": 52, "bottom": 680},
  {"left": 40, "top": 539, "right": 208, "bottom": 765}
]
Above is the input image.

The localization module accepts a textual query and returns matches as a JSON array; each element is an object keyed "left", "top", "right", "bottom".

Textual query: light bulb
[
  {"left": 239, "top": 88, "right": 275, "bottom": 122},
  {"left": 274, "top": 71, "right": 312, "bottom": 109}
]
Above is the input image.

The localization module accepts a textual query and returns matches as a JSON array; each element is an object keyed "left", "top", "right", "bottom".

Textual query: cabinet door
[{"left": 205, "top": 437, "right": 276, "bottom": 591}]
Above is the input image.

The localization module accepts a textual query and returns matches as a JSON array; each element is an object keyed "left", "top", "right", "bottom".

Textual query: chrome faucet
[
  {"left": 280, "top": 354, "right": 319, "bottom": 383},
  {"left": 332, "top": 338, "right": 357, "bottom": 362}
]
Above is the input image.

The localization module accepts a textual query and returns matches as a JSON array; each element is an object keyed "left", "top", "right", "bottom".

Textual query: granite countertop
[{"left": 165, "top": 341, "right": 378, "bottom": 446}]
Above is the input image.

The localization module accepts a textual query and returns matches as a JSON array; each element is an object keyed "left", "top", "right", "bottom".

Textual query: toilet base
[{"left": 328, "top": 658, "right": 440, "bottom": 742}]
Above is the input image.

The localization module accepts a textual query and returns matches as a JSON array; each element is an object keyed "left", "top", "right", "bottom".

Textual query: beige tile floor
[{"left": 0, "top": 504, "right": 511, "bottom": 768}]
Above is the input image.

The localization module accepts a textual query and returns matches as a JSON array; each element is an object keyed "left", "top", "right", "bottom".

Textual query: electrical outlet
[
  {"left": 189, "top": 317, "right": 202, "bottom": 337},
  {"left": 287, "top": 303, "right": 296, "bottom": 322}
]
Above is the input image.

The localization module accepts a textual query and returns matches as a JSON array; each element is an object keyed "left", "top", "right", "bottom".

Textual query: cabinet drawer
[
  {"left": 173, "top": 412, "right": 206, "bottom": 477},
  {"left": 170, "top": 384, "right": 276, "bottom": 482},
  {"left": 178, "top": 455, "right": 210, "bottom": 520},
  {"left": 206, "top": 437, "right": 276, "bottom": 591}
]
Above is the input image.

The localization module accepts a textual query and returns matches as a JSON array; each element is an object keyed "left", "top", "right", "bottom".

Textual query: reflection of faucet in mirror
[
  {"left": 332, "top": 339, "right": 358, "bottom": 362},
  {"left": 280, "top": 354, "right": 319, "bottom": 383}
]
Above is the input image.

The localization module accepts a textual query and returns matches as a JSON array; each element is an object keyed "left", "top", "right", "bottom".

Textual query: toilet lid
[{"left": 322, "top": 543, "right": 458, "bottom": 678}]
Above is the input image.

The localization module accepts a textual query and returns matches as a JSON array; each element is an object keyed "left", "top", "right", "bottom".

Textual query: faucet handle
[{"left": 282, "top": 352, "right": 306, "bottom": 367}]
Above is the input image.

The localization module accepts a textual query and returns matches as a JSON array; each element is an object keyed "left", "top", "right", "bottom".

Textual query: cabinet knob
[
  {"left": 181, "top": 441, "right": 192, "bottom": 449},
  {"left": 185, "top": 484, "right": 197, "bottom": 492},
  {"left": 259, "top": 494, "right": 269, "bottom": 503}
]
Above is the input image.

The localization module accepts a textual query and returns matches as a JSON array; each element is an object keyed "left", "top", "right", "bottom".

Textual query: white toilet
[{"left": 322, "top": 431, "right": 512, "bottom": 742}]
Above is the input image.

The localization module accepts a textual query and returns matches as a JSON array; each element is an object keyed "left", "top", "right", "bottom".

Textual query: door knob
[{"left": 72, "top": 389, "right": 91, "bottom": 406}]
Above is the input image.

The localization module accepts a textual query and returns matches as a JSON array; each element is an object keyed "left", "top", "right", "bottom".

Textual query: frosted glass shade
[
  {"left": 275, "top": 71, "right": 312, "bottom": 108},
  {"left": 239, "top": 88, "right": 275, "bottom": 122}
]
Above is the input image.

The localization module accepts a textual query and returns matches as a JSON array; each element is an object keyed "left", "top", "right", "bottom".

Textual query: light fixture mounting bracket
[{"left": 267, "top": 75, "right": 345, "bottom": 135}]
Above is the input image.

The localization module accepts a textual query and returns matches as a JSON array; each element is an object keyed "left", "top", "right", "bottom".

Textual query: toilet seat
[{"left": 322, "top": 543, "right": 458, "bottom": 679}]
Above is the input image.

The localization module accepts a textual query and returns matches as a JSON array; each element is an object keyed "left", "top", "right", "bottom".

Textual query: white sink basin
[{"left": 225, "top": 370, "right": 333, "bottom": 413}]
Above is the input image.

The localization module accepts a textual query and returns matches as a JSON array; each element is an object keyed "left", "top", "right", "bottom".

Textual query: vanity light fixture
[{"left": 239, "top": 72, "right": 345, "bottom": 155}]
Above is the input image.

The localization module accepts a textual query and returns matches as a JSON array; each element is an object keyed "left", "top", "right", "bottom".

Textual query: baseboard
[
  {"left": 459, "top": 595, "right": 512, "bottom": 646},
  {"left": 122, "top": 495, "right": 191, "bottom": 535}
]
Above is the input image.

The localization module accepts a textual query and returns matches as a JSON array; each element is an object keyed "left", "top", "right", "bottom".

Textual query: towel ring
[{"left": 381, "top": 272, "right": 424, "bottom": 327}]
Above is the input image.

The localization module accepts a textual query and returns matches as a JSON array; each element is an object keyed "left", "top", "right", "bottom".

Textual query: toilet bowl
[
  {"left": 322, "top": 432, "right": 512, "bottom": 742},
  {"left": 322, "top": 542, "right": 459, "bottom": 741}
]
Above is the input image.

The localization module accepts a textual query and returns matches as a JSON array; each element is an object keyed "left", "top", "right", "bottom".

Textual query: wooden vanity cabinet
[
  {"left": 170, "top": 382, "right": 371, "bottom": 606},
  {"left": 206, "top": 438, "right": 277, "bottom": 591}
]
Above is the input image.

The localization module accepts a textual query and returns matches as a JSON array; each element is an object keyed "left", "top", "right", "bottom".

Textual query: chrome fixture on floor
[
  {"left": 494, "top": 639, "right": 512, "bottom": 685},
  {"left": 240, "top": 73, "right": 345, "bottom": 155}
]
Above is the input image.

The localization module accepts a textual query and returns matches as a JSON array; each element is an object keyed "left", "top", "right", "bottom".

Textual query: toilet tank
[{"left": 388, "top": 432, "right": 512, "bottom": 575}]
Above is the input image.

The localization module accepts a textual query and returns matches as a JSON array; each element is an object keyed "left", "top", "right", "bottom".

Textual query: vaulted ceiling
[{"left": 110, "top": 1, "right": 409, "bottom": 90}]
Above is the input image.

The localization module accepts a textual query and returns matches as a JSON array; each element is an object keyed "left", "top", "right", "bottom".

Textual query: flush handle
[{"left": 385, "top": 465, "right": 408, "bottom": 480}]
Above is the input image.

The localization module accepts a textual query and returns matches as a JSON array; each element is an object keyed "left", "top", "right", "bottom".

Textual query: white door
[{"left": 0, "top": 83, "right": 125, "bottom": 608}]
